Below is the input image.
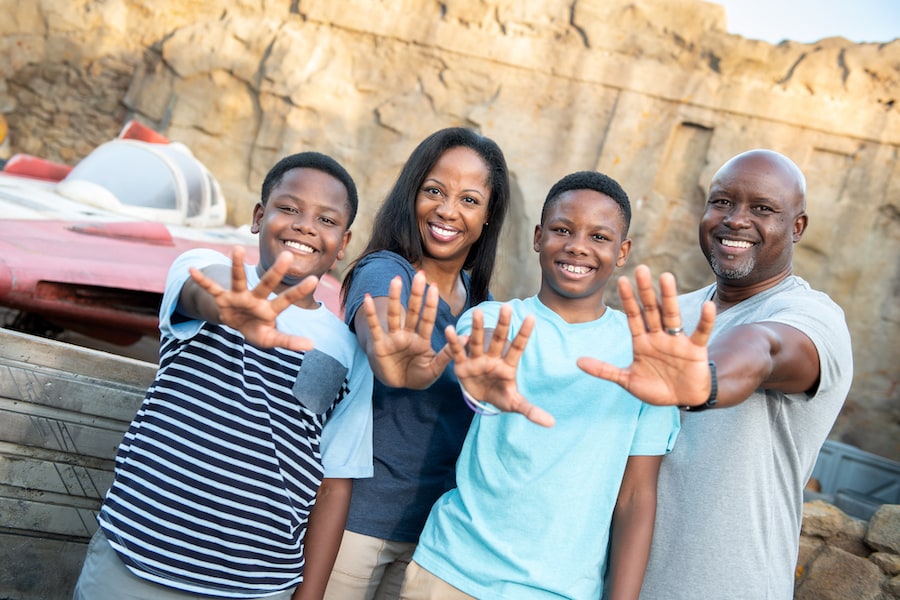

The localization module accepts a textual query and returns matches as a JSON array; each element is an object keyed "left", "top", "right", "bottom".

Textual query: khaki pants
[
  {"left": 399, "top": 561, "right": 477, "bottom": 600},
  {"left": 324, "top": 530, "right": 416, "bottom": 600}
]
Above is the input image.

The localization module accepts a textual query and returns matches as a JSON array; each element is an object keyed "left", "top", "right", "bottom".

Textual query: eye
[
  {"left": 319, "top": 216, "right": 337, "bottom": 226},
  {"left": 754, "top": 205, "right": 774, "bottom": 213},
  {"left": 461, "top": 195, "right": 479, "bottom": 205},
  {"left": 551, "top": 226, "right": 570, "bottom": 235},
  {"left": 592, "top": 233, "right": 611, "bottom": 242},
  {"left": 424, "top": 186, "right": 442, "bottom": 197},
  {"left": 279, "top": 204, "right": 299, "bottom": 214}
]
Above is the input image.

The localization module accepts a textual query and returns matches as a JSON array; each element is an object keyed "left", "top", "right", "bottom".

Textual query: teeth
[
  {"left": 721, "top": 239, "right": 752, "bottom": 249},
  {"left": 285, "top": 241, "right": 315, "bottom": 253},
  {"left": 562, "top": 264, "right": 590, "bottom": 274},
  {"left": 431, "top": 224, "right": 458, "bottom": 237}
]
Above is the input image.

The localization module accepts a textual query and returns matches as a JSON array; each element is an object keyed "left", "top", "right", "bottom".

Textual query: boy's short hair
[
  {"left": 541, "top": 171, "right": 632, "bottom": 236},
  {"left": 261, "top": 152, "right": 359, "bottom": 226}
]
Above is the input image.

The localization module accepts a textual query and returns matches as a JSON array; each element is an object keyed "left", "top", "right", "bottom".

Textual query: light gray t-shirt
[{"left": 640, "top": 276, "right": 853, "bottom": 600}]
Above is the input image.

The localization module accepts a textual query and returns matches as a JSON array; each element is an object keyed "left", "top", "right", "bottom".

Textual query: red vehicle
[{"left": 0, "top": 120, "right": 342, "bottom": 357}]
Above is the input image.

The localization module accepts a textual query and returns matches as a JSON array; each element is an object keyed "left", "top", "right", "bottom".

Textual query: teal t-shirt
[{"left": 413, "top": 296, "right": 680, "bottom": 599}]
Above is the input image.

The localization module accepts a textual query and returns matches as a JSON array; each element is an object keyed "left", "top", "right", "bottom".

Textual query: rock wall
[
  {"left": 1, "top": 0, "right": 897, "bottom": 459},
  {"left": 798, "top": 502, "right": 900, "bottom": 599}
]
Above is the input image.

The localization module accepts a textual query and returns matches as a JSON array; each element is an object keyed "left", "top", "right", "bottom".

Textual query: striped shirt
[{"left": 97, "top": 249, "right": 373, "bottom": 597}]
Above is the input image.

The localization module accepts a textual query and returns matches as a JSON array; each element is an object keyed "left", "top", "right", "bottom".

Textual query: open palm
[
  {"left": 189, "top": 247, "right": 317, "bottom": 352},
  {"left": 446, "top": 304, "right": 554, "bottom": 428},
  {"left": 577, "top": 265, "right": 716, "bottom": 407},
  {"left": 361, "top": 271, "right": 453, "bottom": 389}
]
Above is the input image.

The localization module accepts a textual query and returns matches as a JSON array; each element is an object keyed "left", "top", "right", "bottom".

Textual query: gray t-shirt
[{"left": 640, "top": 276, "right": 853, "bottom": 600}]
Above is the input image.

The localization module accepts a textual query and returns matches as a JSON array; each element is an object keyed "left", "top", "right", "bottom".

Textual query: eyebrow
[
  {"left": 423, "top": 178, "right": 488, "bottom": 198},
  {"left": 273, "top": 193, "right": 348, "bottom": 214}
]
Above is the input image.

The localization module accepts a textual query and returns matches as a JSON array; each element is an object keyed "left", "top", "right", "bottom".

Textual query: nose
[
  {"left": 291, "top": 212, "right": 317, "bottom": 234},
  {"left": 723, "top": 204, "right": 751, "bottom": 228},
  {"left": 564, "top": 232, "right": 588, "bottom": 255},
  {"left": 435, "top": 197, "right": 458, "bottom": 219}
]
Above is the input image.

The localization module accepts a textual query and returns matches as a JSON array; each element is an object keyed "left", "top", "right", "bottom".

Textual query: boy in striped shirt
[{"left": 74, "top": 152, "right": 373, "bottom": 600}]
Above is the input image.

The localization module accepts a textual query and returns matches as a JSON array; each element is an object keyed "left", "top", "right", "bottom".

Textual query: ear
[
  {"left": 616, "top": 238, "right": 632, "bottom": 267},
  {"left": 792, "top": 213, "right": 808, "bottom": 243},
  {"left": 533, "top": 224, "right": 543, "bottom": 252},
  {"left": 336, "top": 229, "right": 352, "bottom": 262},
  {"left": 250, "top": 203, "right": 264, "bottom": 234}
]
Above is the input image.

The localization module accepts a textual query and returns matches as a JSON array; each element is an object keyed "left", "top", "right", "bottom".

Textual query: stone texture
[
  {"left": 867, "top": 505, "right": 900, "bottom": 554},
  {"left": 794, "top": 546, "right": 885, "bottom": 600},
  {"left": 802, "top": 499, "right": 854, "bottom": 538},
  {"left": 831, "top": 516, "right": 871, "bottom": 558},
  {"left": 796, "top": 535, "right": 825, "bottom": 580},
  {"left": 870, "top": 551, "right": 900, "bottom": 576},
  {"left": 888, "top": 573, "right": 900, "bottom": 598},
  {"left": 0, "top": 0, "right": 897, "bottom": 460}
]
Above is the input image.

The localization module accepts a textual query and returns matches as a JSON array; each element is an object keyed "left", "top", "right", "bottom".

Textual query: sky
[{"left": 709, "top": 0, "right": 900, "bottom": 44}]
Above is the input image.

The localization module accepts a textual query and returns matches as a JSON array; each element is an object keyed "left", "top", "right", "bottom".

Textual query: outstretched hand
[
  {"left": 576, "top": 264, "right": 716, "bottom": 408},
  {"left": 360, "top": 271, "right": 453, "bottom": 389},
  {"left": 446, "top": 305, "right": 554, "bottom": 428},
  {"left": 189, "top": 246, "right": 317, "bottom": 352}
]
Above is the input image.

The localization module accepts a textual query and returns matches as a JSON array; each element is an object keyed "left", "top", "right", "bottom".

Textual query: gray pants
[{"left": 73, "top": 529, "right": 295, "bottom": 600}]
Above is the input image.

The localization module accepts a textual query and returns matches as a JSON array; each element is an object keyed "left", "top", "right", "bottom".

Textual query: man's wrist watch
[{"left": 680, "top": 360, "right": 718, "bottom": 412}]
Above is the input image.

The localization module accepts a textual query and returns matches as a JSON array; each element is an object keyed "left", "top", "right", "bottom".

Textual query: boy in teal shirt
[{"left": 366, "top": 171, "right": 680, "bottom": 599}]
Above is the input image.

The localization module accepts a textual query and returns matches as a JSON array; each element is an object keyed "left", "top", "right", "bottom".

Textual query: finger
[
  {"left": 405, "top": 272, "right": 426, "bottom": 331},
  {"left": 503, "top": 314, "right": 534, "bottom": 366},
  {"left": 616, "top": 275, "right": 648, "bottom": 338},
  {"left": 415, "top": 283, "right": 440, "bottom": 341},
  {"left": 634, "top": 265, "right": 662, "bottom": 333},
  {"left": 428, "top": 343, "right": 454, "bottom": 378},
  {"left": 576, "top": 356, "right": 629, "bottom": 389},
  {"left": 516, "top": 397, "right": 555, "bottom": 428},
  {"left": 270, "top": 275, "right": 319, "bottom": 314},
  {"left": 386, "top": 276, "right": 404, "bottom": 333},
  {"left": 265, "top": 331, "right": 315, "bottom": 353},
  {"left": 689, "top": 300, "right": 716, "bottom": 347},
  {"left": 230, "top": 246, "right": 249, "bottom": 294},
  {"left": 468, "top": 310, "right": 485, "bottom": 358},
  {"left": 487, "top": 304, "right": 512, "bottom": 357},
  {"left": 189, "top": 266, "right": 225, "bottom": 296},
  {"left": 659, "top": 272, "right": 682, "bottom": 331},
  {"left": 255, "top": 251, "right": 293, "bottom": 297},
  {"left": 445, "top": 325, "right": 469, "bottom": 364},
  {"left": 362, "top": 294, "right": 386, "bottom": 346}
]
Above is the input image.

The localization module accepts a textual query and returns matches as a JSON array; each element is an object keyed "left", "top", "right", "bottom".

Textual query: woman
[{"left": 323, "top": 128, "right": 510, "bottom": 600}]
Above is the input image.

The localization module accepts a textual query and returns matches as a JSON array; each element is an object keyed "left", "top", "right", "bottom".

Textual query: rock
[
  {"left": 795, "top": 546, "right": 884, "bottom": 600},
  {"left": 802, "top": 500, "right": 851, "bottom": 538},
  {"left": 867, "top": 505, "right": 900, "bottom": 554},
  {"left": 869, "top": 552, "right": 900, "bottom": 576}
]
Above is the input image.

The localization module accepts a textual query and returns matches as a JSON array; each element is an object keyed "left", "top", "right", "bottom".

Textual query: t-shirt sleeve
[
  {"left": 158, "top": 248, "right": 231, "bottom": 341},
  {"left": 320, "top": 343, "right": 375, "bottom": 479},
  {"left": 343, "top": 252, "right": 415, "bottom": 329},
  {"left": 758, "top": 291, "right": 853, "bottom": 401},
  {"left": 629, "top": 403, "right": 681, "bottom": 456}
]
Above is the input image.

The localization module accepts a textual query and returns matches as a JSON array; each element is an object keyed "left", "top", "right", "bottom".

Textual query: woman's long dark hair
[{"left": 342, "top": 127, "right": 510, "bottom": 306}]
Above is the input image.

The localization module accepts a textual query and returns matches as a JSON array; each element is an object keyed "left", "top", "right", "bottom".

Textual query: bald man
[{"left": 579, "top": 150, "right": 853, "bottom": 599}]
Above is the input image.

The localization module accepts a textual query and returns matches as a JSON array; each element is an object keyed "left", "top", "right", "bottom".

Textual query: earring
[{"left": 484, "top": 222, "right": 489, "bottom": 226}]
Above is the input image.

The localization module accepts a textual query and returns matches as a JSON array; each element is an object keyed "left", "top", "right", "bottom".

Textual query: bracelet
[
  {"left": 680, "top": 360, "right": 718, "bottom": 412},
  {"left": 461, "top": 386, "right": 502, "bottom": 416}
]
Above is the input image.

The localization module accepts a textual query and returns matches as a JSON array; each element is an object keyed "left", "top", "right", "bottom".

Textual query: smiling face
[
  {"left": 534, "top": 189, "right": 631, "bottom": 322},
  {"left": 415, "top": 146, "right": 491, "bottom": 272},
  {"left": 251, "top": 167, "right": 352, "bottom": 293},
  {"left": 700, "top": 150, "right": 807, "bottom": 294}
]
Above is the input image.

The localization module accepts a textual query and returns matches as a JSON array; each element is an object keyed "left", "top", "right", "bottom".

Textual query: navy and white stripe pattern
[{"left": 98, "top": 323, "right": 347, "bottom": 597}]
